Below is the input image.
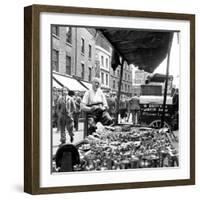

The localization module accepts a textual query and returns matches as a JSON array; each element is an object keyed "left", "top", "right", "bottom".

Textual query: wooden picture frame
[{"left": 24, "top": 4, "right": 195, "bottom": 194}]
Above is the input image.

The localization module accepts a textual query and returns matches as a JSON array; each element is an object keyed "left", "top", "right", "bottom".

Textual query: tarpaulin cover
[{"left": 99, "top": 29, "right": 173, "bottom": 73}]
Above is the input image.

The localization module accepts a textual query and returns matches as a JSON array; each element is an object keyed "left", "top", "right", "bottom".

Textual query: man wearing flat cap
[{"left": 81, "top": 77, "right": 113, "bottom": 134}]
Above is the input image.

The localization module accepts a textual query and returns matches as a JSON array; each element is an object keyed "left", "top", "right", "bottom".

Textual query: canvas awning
[
  {"left": 53, "top": 78, "right": 62, "bottom": 89},
  {"left": 97, "top": 28, "right": 174, "bottom": 126},
  {"left": 80, "top": 80, "right": 92, "bottom": 90},
  {"left": 53, "top": 73, "right": 87, "bottom": 92},
  {"left": 98, "top": 29, "right": 173, "bottom": 73}
]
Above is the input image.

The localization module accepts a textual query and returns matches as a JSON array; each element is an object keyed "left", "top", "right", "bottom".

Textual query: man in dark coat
[{"left": 57, "top": 87, "right": 76, "bottom": 144}]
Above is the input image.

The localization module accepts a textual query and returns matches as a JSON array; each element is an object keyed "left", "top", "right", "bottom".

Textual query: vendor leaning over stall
[{"left": 81, "top": 77, "right": 114, "bottom": 135}]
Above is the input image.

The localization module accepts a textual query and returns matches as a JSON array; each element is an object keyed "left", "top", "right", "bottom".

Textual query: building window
[
  {"left": 89, "top": 44, "right": 92, "bottom": 59},
  {"left": 125, "top": 73, "right": 127, "bottom": 81},
  {"left": 113, "top": 80, "right": 115, "bottom": 89},
  {"left": 88, "top": 68, "right": 92, "bottom": 82},
  {"left": 121, "top": 83, "right": 123, "bottom": 90},
  {"left": 66, "top": 27, "right": 72, "bottom": 44},
  {"left": 106, "top": 58, "right": 109, "bottom": 68},
  {"left": 81, "top": 38, "right": 85, "bottom": 54},
  {"left": 106, "top": 74, "right": 108, "bottom": 86},
  {"left": 128, "top": 74, "right": 130, "bottom": 81},
  {"left": 125, "top": 84, "right": 127, "bottom": 92},
  {"left": 113, "top": 68, "right": 115, "bottom": 76},
  {"left": 117, "top": 69, "right": 120, "bottom": 77},
  {"left": 52, "top": 25, "right": 59, "bottom": 36},
  {"left": 66, "top": 55, "right": 71, "bottom": 75},
  {"left": 101, "top": 72, "right": 104, "bottom": 84},
  {"left": 101, "top": 55, "right": 104, "bottom": 67},
  {"left": 135, "top": 79, "right": 142, "bottom": 84},
  {"left": 128, "top": 85, "right": 130, "bottom": 92},
  {"left": 52, "top": 49, "right": 59, "bottom": 72},
  {"left": 81, "top": 63, "right": 85, "bottom": 79}
]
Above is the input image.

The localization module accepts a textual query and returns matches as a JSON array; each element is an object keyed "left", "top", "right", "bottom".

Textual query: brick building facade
[
  {"left": 52, "top": 26, "right": 96, "bottom": 83},
  {"left": 52, "top": 25, "right": 133, "bottom": 96},
  {"left": 110, "top": 61, "right": 133, "bottom": 97},
  {"left": 95, "top": 45, "right": 111, "bottom": 93},
  {"left": 132, "top": 70, "right": 149, "bottom": 96}
]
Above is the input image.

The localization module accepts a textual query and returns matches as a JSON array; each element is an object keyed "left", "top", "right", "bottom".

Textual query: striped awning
[{"left": 53, "top": 73, "right": 87, "bottom": 92}]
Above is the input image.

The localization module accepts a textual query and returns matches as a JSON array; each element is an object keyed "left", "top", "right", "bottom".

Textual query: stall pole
[
  {"left": 115, "top": 59, "right": 125, "bottom": 124},
  {"left": 161, "top": 33, "right": 174, "bottom": 128}
]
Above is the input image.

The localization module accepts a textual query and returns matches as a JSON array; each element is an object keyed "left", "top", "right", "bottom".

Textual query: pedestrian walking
[
  {"left": 119, "top": 95, "right": 128, "bottom": 123},
  {"left": 52, "top": 87, "right": 59, "bottom": 129},
  {"left": 128, "top": 94, "right": 140, "bottom": 125},
  {"left": 73, "top": 91, "right": 82, "bottom": 131},
  {"left": 57, "top": 87, "right": 76, "bottom": 145}
]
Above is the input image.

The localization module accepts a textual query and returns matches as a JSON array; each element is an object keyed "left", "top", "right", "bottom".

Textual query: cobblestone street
[{"left": 52, "top": 122, "right": 84, "bottom": 156}]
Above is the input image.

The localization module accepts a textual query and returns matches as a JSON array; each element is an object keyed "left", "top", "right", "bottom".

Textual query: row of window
[
  {"left": 53, "top": 49, "right": 131, "bottom": 91},
  {"left": 101, "top": 72, "right": 109, "bottom": 86},
  {"left": 112, "top": 80, "right": 131, "bottom": 92},
  {"left": 52, "top": 26, "right": 72, "bottom": 44},
  {"left": 124, "top": 63, "right": 131, "bottom": 71},
  {"left": 52, "top": 49, "right": 92, "bottom": 81},
  {"left": 52, "top": 49, "right": 72, "bottom": 75},
  {"left": 81, "top": 40, "right": 92, "bottom": 59},
  {"left": 81, "top": 63, "right": 92, "bottom": 82},
  {"left": 53, "top": 49, "right": 131, "bottom": 90},
  {"left": 113, "top": 69, "right": 131, "bottom": 81},
  {"left": 101, "top": 55, "right": 109, "bottom": 69},
  {"left": 52, "top": 49, "right": 59, "bottom": 72},
  {"left": 52, "top": 26, "right": 93, "bottom": 59}
]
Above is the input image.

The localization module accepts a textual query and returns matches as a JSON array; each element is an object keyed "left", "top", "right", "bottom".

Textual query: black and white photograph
[
  {"left": 23, "top": 4, "right": 195, "bottom": 194},
  {"left": 51, "top": 25, "right": 180, "bottom": 173}
]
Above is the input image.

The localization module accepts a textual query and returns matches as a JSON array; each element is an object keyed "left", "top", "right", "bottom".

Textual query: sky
[
  {"left": 154, "top": 32, "right": 180, "bottom": 87},
  {"left": 132, "top": 32, "right": 180, "bottom": 88}
]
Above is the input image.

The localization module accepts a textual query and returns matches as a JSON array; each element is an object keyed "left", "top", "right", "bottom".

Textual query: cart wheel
[{"left": 149, "top": 120, "right": 170, "bottom": 129}]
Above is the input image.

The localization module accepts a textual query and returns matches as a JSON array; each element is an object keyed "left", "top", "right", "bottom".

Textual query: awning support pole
[
  {"left": 115, "top": 59, "right": 125, "bottom": 125},
  {"left": 161, "top": 33, "right": 174, "bottom": 128}
]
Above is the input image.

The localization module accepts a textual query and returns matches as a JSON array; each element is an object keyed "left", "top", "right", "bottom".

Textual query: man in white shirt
[{"left": 81, "top": 77, "right": 113, "bottom": 134}]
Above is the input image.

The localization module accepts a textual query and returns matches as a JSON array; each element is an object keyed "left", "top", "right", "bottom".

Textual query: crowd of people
[{"left": 52, "top": 77, "right": 141, "bottom": 146}]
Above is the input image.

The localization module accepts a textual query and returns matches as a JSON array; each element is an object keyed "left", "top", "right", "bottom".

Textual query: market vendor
[{"left": 81, "top": 77, "right": 114, "bottom": 134}]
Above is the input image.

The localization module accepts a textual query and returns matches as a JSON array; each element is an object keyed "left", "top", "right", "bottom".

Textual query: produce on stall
[
  {"left": 52, "top": 30, "right": 179, "bottom": 173},
  {"left": 72, "top": 126, "right": 178, "bottom": 171}
]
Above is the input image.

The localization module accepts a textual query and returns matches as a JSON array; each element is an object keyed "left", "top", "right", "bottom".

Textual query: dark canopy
[{"left": 99, "top": 29, "right": 173, "bottom": 73}]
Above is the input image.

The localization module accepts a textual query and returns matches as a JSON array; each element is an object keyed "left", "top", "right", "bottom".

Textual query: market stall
[
  {"left": 138, "top": 73, "right": 178, "bottom": 130},
  {"left": 53, "top": 29, "right": 178, "bottom": 172},
  {"left": 54, "top": 125, "right": 178, "bottom": 172},
  {"left": 98, "top": 29, "right": 174, "bottom": 126}
]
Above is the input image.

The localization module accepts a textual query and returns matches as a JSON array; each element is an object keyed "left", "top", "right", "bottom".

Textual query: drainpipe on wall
[{"left": 74, "top": 28, "right": 78, "bottom": 76}]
